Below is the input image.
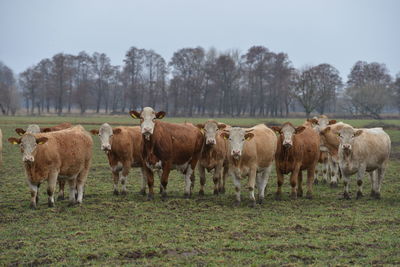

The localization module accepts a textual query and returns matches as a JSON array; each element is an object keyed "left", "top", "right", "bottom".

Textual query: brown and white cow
[
  {"left": 271, "top": 122, "right": 320, "bottom": 199},
  {"left": 337, "top": 126, "right": 390, "bottom": 199},
  {"left": 129, "top": 107, "right": 203, "bottom": 200},
  {"left": 15, "top": 122, "right": 73, "bottom": 199},
  {"left": 196, "top": 120, "right": 229, "bottom": 195},
  {"left": 220, "top": 124, "right": 277, "bottom": 207},
  {"left": 90, "top": 123, "right": 147, "bottom": 195},
  {"left": 8, "top": 126, "right": 93, "bottom": 208}
]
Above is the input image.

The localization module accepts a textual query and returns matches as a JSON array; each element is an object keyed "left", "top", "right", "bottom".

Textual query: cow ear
[
  {"left": 321, "top": 127, "right": 331, "bottom": 135},
  {"left": 328, "top": 120, "right": 337, "bottom": 125},
  {"left": 8, "top": 137, "right": 21, "bottom": 145},
  {"left": 90, "top": 129, "right": 99, "bottom": 135},
  {"left": 129, "top": 110, "right": 141, "bottom": 119},
  {"left": 113, "top": 128, "right": 122, "bottom": 134},
  {"left": 36, "top": 137, "right": 48, "bottom": 145},
  {"left": 42, "top": 128, "right": 51, "bottom": 133},
  {"left": 270, "top": 126, "right": 281, "bottom": 133},
  {"left": 196, "top": 123, "right": 204, "bottom": 130},
  {"left": 244, "top": 132, "right": 254, "bottom": 141},
  {"left": 354, "top": 130, "right": 363, "bottom": 137},
  {"left": 220, "top": 132, "right": 229, "bottom": 140},
  {"left": 217, "top": 123, "right": 227, "bottom": 130},
  {"left": 15, "top": 128, "right": 26, "bottom": 136},
  {"left": 295, "top": 126, "right": 306, "bottom": 134},
  {"left": 156, "top": 111, "right": 166, "bottom": 119}
]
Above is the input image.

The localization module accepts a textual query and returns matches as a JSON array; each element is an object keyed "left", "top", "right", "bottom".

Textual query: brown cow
[
  {"left": 271, "top": 122, "right": 320, "bottom": 199},
  {"left": 8, "top": 126, "right": 92, "bottom": 208},
  {"left": 221, "top": 124, "right": 277, "bottom": 207},
  {"left": 129, "top": 107, "right": 203, "bottom": 200},
  {"left": 0, "top": 128, "right": 2, "bottom": 167},
  {"left": 90, "top": 123, "right": 147, "bottom": 195},
  {"left": 14, "top": 122, "right": 73, "bottom": 199},
  {"left": 196, "top": 120, "right": 229, "bottom": 195}
]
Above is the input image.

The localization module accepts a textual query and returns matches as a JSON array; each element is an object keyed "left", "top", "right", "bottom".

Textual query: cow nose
[
  {"left": 283, "top": 141, "right": 292, "bottom": 148},
  {"left": 232, "top": 150, "right": 241, "bottom": 156},
  {"left": 343, "top": 144, "right": 351, "bottom": 150},
  {"left": 101, "top": 144, "right": 111, "bottom": 151},
  {"left": 23, "top": 156, "right": 34, "bottom": 162},
  {"left": 206, "top": 139, "right": 215, "bottom": 145},
  {"left": 143, "top": 127, "right": 151, "bottom": 133}
]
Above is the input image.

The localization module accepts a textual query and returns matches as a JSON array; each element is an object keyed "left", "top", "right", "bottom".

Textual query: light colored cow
[
  {"left": 8, "top": 126, "right": 93, "bottom": 208},
  {"left": 338, "top": 126, "right": 391, "bottom": 199},
  {"left": 196, "top": 120, "right": 229, "bottom": 195},
  {"left": 220, "top": 124, "right": 277, "bottom": 207},
  {"left": 90, "top": 123, "right": 147, "bottom": 195}
]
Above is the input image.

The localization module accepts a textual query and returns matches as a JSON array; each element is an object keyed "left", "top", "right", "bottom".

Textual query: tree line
[{"left": 0, "top": 46, "right": 399, "bottom": 118}]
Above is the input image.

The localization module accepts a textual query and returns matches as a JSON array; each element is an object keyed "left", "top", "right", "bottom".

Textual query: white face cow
[
  {"left": 197, "top": 121, "right": 227, "bottom": 146},
  {"left": 129, "top": 107, "right": 165, "bottom": 140},
  {"left": 90, "top": 123, "right": 121, "bottom": 152},
  {"left": 8, "top": 134, "right": 48, "bottom": 163},
  {"left": 272, "top": 123, "right": 305, "bottom": 149},
  {"left": 338, "top": 126, "right": 363, "bottom": 153},
  {"left": 221, "top": 127, "right": 254, "bottom": 160},
  {"left": 15, "top": 124, "right": 41, "bottom": 136}
]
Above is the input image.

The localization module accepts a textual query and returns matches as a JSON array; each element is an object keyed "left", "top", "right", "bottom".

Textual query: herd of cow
[{"left": 2, "top": 107, "right": 391, "bottom": 209}]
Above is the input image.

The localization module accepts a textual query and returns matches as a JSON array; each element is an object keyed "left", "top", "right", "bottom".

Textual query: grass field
[{"left": 0, "top": 116, "right": 399, "bottom": 266}]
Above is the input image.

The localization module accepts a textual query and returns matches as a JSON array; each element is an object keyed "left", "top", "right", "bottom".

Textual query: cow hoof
[
  {"left": 258, "top": 198, "right": 264, "bottom": 205},
  {"left": 249, "top": 201, "right": 256, "bottom": 208},
  {"left": 161, "top": 192, "right": 168, "bottom": 201},
  {"left": 290, "top": 192, "right": 297, "bottom": 200},
  {"left": 68, "top": 202, "right": 76, "bottom": 207},
  {"left": 184, "top": 193, "right": 191, "bottom": 199},
  {"left": 234, "top": 200, "right": 241, "bottom": 207},
  {"left": 306, "top": 192, "right": 313, "bottom": 199},
  {"left": 297, "top": 191, "right": 303, "bottom": 197},
  {"left": 314, "top": 179, "right": 319, "bottom": 185},
  {"left": 29, "top": 203, "right": 37, "bottom": 209},
  {"left": 275, "top": 193, "right": 282, "bottom": 201},
  {"left": 199, "top": 190, "right": 205, "bottom": 196},
  {"left": 121, "top": 191, "right": 127, "bottom": 196},
  {"left": 213, "top": 189, "right": 219, "bottom": 195},
  {"left": 343, "top": 192, "right": 351, "bottom": 200},
  {"left": 356, "top": 191, "right": 363, "bottom": 199},
  {"left": 57, "top": 195, "right": 64, "bottom": 201},
  {"left": 139, "top": 189, "right": 146, "bottom": 196},
  {"left": 147, "top": 193, "right": 154, "bottom": 201},
  {"left": 113, "top": 190, "right": 119, "bottom": 196},
  {"left": 48, "top": 200, "right": 54, "bottom": 207},
  {"left": 373, "top": 192, "right": 381, "bottom": 200},
  {"left": 219, "top": 188, "right": 225, "bottom": 194},
  {"left": 159, "top": 186, "right": 163, "bottom": 194},
  {"left": 330, "top": 182, "right": 338, "bottom": 188},
  {"left": 322, "top": 179, "right": 327, "bottom": 185}
]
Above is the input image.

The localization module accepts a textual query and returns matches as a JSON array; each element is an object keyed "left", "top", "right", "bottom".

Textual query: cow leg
[
  {"left": 47, "top": 172, "right": 58, "bottom": 207},
  {"left": 306, "top": 166, "right": 315, "bottom": 199},
  {"left": 356, "top": 166, "right": 366, "bottom": 199},
  {"left": 290, "top": 166, "right": 301, "bottom": 199},
  {"left": 330, "top": 160, "right": 339, "bottom": 188},
  {"left": 257, "top": 165, "right": 272, "bottom": 204},
  {"left": 28, "top": 180, "right": 38, "bottom": 209},
  {"left": 213, "top": 165, "right": 223, "bottom": 195},
  {"left": 322, "top": 161, "right": 329, "bottom": 184},
  {"left": 275, "top": 168, "right": 284, "bottom": 200},
  {"left": 160, "top": 163, "right": 171, "bottom": 200},
  {"left": 314, "top": 163, "right": 320, "bottom": 185},
  {"left": 36, "top": 183, "right": 40, "bottom": 204},
  {"left": 248, "top": 168, "right": 257, "bottom": 207},
  {"left": 231, "top": 170, "right": 241, "bottom": 206},
  {"left": 112, "top": 171, "right": 119, "bottom": 195},
  {"left": 219, "top": 165, "right": 228, "bottom": 194},
  {"left": 76, "top": 168, "right": 89, "bottom": 204},
  {"left": 139, "top": 168, "right": 147, "bottom": 196},
  {"left": 342, "top": 173, "right": 351, "bottom": 200},
  {"left": 198, "top": 165, "right": 206, "bottom": 196},
  {"left": 144, "top": 167, "right": 155, "bottom": 200},
  {"left": 374, "top": 166, "right": 386, "bottom": 199},
  {"left": 68, "top": 178, "right": 77, "bottom": 206},
  {"left": 57, "top": 179, "right": 65, "bottom": 200},
  {"left": 369, "top": 171, "right": 377, "bottom": 198},
  {"left": 120, "top": 165, "right": 130, "bottom": 195},
  {"left": 297, "top": 171, "right": 303, "bottom": 197},
  {"left": 184, "top": 166, "right": 194, "bottom": 199}
]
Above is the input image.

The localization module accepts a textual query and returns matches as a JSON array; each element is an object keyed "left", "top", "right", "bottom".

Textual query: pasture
[{"left": 0, "top": 115, "right": 399, "bottom": 266}]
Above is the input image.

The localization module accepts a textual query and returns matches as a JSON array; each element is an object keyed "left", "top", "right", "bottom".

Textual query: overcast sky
[{"left": 1, "top": 0, "right": 399, "bottom": 80}]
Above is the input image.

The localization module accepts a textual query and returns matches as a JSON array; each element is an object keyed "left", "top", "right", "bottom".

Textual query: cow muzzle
[
  {"left": 342, "top": 144, "right": 352, "bottom": 151},
  {"left": 232, "top": 150, "right": 241, "bottom": 159},
  {"left": 283, "top": 141, "right": 292, "bottom": 149},
  {"left": 206, "top": 139, "right": 216, "bottom": 145},
  {"left": 23, "top": 155, "right": 34, "bottom": 163},
  {"left": 101, "top": 144, "right": 111, "bottom": 151}
]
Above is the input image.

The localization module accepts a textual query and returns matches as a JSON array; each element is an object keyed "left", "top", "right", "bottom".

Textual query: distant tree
[
  {"left": 123, "top": 47, "right": 145, "bottom": 111},
  {"left": 345, "top": 61, "right": 392, "bottom": 118},
  {"left": 0, "top": 62, "right": 19, "bottom": 115},
  {"left": 19, "top": 67, "right": 39, "bottom": 114},
  {"left": 51, "top": 53, "right": 69, "bottom": 115},
  {"left": 74, "top": 51, "right": 93, "bottom": 114},
  {"left": 92, "top": 52, "right": 113, "bottom": 113},
  {"left": 394, "top": 73, "right": 400, "bottom": 113}
]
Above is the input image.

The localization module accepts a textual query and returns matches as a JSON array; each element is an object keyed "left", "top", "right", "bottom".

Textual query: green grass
[{"left": 1, "top": 116, "right": 399, "bottom": 266}]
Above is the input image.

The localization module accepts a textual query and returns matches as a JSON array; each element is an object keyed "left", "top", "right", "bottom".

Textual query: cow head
[
  {"left": 90, "top": 123, "right": 121, "bottom": 152},
  {"left": 8, "top": 134, "right": 48, "bottom": 163},
  {"left": 313, "top": 117, "right": 337, "bottom": 133},
  {"left": 15, "top": 124, "right": 41, "bottom": 136},
  {"left": 129, "top": 107, "right": 165, "bottom": 140},
  {"left": 338, "top": 126, "right": 363, "bottom": 154},
  {"left": 271, "top": 122, "right": 305, "bottom": 149},
  {"left": 220, "top": 127, "right": 254, "bottom": 160},
  {"left": 197, "top": 121, "right": 227, "bottom": 146}
]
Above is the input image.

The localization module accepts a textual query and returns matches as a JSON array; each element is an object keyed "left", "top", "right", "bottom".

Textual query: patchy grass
[{"left": 0, "top": 116, "right": 399, "bottom": 266}]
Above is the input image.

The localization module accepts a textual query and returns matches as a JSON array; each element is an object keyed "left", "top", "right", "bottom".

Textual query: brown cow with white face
[
  {"left": 129, "top": 107, "right": 203, "bottom": 200},
  {"left": 196, "top": 120, "right": 229, "bottom": 195},
  {"left": 90, "top": 123, "right": 147, "bottom": 195},
  {"left": 8, "top": 126, "right": 92, "bottom": 208},
  {"left": 221, "top": 124, "right": 277, "bottom": 207},
  {"left": 271, "top": 122, "right": 320, "bottom": 200}
]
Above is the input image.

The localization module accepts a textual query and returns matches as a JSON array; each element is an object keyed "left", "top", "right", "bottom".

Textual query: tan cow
[
  {"left": 8, "top": 126, "right": 93, "bottom": 208},
  {"left": 271, "top": 122, "right": 320, "bottom": 199},
  {"left": 220, "top": 124, "right": 277, "bottom": 207},
  {"left": 0, "top": 128, "right": 2, "bottom": 167},
  {"left": 90, "top": 123, "right": 147, "bottom": 195},
  {"left": 196, "top": 120, "right": 229, "bottom": 195},
  {"left": 337, "top": 126, "right": 391, "bottom": 199}
]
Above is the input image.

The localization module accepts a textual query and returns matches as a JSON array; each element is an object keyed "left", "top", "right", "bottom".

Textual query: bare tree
[{"left": 0, "top": 62, "right": 19, "bottom": 115}]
